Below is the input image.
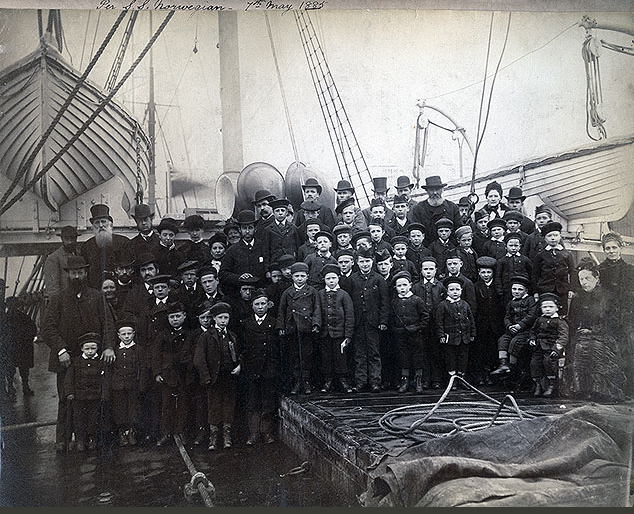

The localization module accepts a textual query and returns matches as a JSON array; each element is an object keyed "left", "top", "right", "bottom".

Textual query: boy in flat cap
[
  {"left": 528, "top": 293, "right": 569, "bottom": 397},
  {"left": 304, "top": 231, "right": 337, "bottom": 288},
  {"left": 335, "top": 196, "right": 367, "bottom": 235},
  {"left": 155, "top": 217, "right": 185, "bottom": 278},
  {"left": 532, "top": 221, "right": 574, "bottom": 316},
  {"left": 491, "top": 275, "right": 538, "bottom": 377},
  {"left": 350, "top": 247, "right": 389, "bottom": 392},
  {"left": 502, "top": 210, "right": 528, "bottom": 247},
  {"left": 242, "top": 289, "right": 280, "bottom": 445},
  {"left": 297, "top": 219, "right": 322, "bottom": 261},
  {"left": 189, "top": 301, "right": 214, "bottom": 447},
  {"left": 455, "top": 225, "right": 478, "bottom": 284},
  {"left": 472, "top": 210, "right": 489, "bottom": 257},
  {"left": 522, "top": 205, "right": 552, "bottom": 261},
  {"left": 405, "top": 223, "right": 432, "bottom": 273},
  {"left": 429, "top": 217, "right": 456, "bottom": 277},
  {"left": 317, "top": 264, "right": 355, "bottom": 393},
  {"left": 391, "top": 271, "right": 430, "bottom": 393},
  {"left": 483, "top": 218, "right": 507, "bottom": 260},
  {"left": 277, "top": 262, "right": 321, "bottom": 394},
  {"left": 194, "top": 302, "right": 241, "bottom": 451},
  {"left": 387, "top": 194, "right": 412, "bottom": 237},
  {"left": 181, "top": 215, "right": 212, "bottom": 264},
  {"left": 332, "top": 223, "right": 354, "bottom": 252},
  {"left": 262, "top": 198, "right": 301, "bottom": 271},
  {"left": 391, "top": 236, "right": 419, "bottom": 283},
  {"left": 108, "top": 319, "right": 144, "bottom": 447},
  {"left": 64, "top": 332, "right": 107, "bottom": 452},
  {"left": 436, "top": 276, "right": 476, "bottom": 389},
  {"left": 470, "top": 257, "right": 504, "bottom": 385},
  {"left": 496, "top": 232, "right": 533, "bottom": 307},
  {"left": 412, "top": 256, "right": 446, "bottom": 389},
  {"left": 154, "top": 302, "right": 193, "bottom": 447}
]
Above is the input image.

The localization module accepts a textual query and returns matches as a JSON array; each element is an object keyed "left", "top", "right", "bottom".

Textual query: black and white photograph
[{"left": 0, "top": 0, "right": 633, "bottom": 507}]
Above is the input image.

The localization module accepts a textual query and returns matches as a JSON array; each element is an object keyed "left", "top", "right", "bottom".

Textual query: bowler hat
[
  {"left": 236, "top": 210, "right": 257, "bottom": 225},
  {"left": 210, "top": 302, "right": 232, "bottom": 317},
  {"left": 89, "top": 204, "right": 113, "bottom": 224},
  {"left": 335, "top": 197, "right": 356, "bottom": 214},
  {"left": 301, "top": 178, "right": 323, "bottom": 195},
  {"left": 334, "top": 180, "right": 355, "bottom": 193},
  {"left": 538, "top": 292, "right": 560, "bottom": 305},
  {"left": 157, "top": 217, "right": 179, "bottom": 234},
  {"left": 300, "top": 199, "right": 321, "bottom": 212},
  {"left": 290, "top": 262, "right": 309, "bottom": 274},
  {"left": 270, "top": 198, "right": 290, "bottom": 210},
  {"left": 63, "top": 255, "right": 90, "bottom": 271},
  {"left": 505, "top": 186, "right": 526, "bottom": 201},
  {"left": 183, "top": 214, "right": 204, "bottom": 231},
  {"left": 510, "top": 275, "right": 530, "bottom": 288},
  {"left": 396, "top": 176, "right": 414, "bottom": 189},
  {"left": 372, "top": 177, "right": 389, "bottom": 193},
  {"left": 392, "top": 270, "right": 412, "bottom": 283},
  {"left": 132, "top": 203, "right": 154, "bottom": 219},
  {"left": 136, "top": 252, "right": 157, "bottom": 267},
  {"left": 476, "top": 256, "right": 497, "bottom": 269},
  {"left": 115, "top": 252, "right": 135, "bottom": 268},
  {"left": 59, "top": 225, "right": 78, "bottom": 238},
  {"left": 321, "top": 264, "right": 340, "bottom": 277},
  {"left": 278, "top": 254, "right": 296, "bottom": 268},
  {"left": 422, "top": 175, "right": 447, "bottom": 189},
  {"left": 541, "top": 221, "right": 562, "bottom": 236},
  {"left": 78, "top": 332, "right": 101, "bottom": 347},
  {"left": 252, "top": 189, "right": 276, "bottom": 205}
]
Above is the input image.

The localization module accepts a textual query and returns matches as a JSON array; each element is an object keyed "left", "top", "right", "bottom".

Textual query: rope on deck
[
  {"left": 173, "top": 434, "right": 216, "bottom": 507},
  {"left": 378, "top": 374, "right": 548, "bottom": 441}
]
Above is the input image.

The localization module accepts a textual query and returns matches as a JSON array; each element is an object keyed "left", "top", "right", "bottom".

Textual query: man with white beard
[
  {"left": 80, "top": 204, "right": 130, "bottom": 289},
  {"left": 410, "top": 176, "right": 463, "bottom": 246}
]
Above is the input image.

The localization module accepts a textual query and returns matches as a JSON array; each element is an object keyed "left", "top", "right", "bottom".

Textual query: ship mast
[{"left": 148, "top": 11, "right": 157, "bottom": 211}]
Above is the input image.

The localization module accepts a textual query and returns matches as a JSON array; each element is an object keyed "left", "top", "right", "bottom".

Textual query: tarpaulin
[{"left": 361, "top": 404, "right": 634, "bottom": 507}]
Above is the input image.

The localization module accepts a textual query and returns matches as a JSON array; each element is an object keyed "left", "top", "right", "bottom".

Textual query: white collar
[
  {"left": 255, "top": 313, "right": 267, "bottom": 322},
  {"left": 462, "top": 247, "right": 474, "bottom": 254},
  {"left": 160, "top": 242, "right": 175, "bottom": 250},
  {"left": 545, "top": 244, "right": 564, "bottom": 251},
  {"left": 396, "top": 217, "right": 407, "bottom": 225},
  {"left": 544, "top": 313, "right": 559, "bottom": 318},
  {"left": 398, "top": 291, "right": 413, "bottom": 298},
  {"left": 447, "top": 297, "right": 461, "bottom": 303},
  {"left": 294, "top": 284, "right": 306, "bottom": 291},
  {"left": 491, "top": 236, "right": 505, "bottom": 242},
  {"left": 119, "top": 341, "right": 136, "bottom": 349},
  {"left": 156, "top": 297, "right": 168, "bottom": 305},
  {"left": 506, "top": 252, "right": 520, "bottom": 257},
  {"left": 82, "top": 353, "right": 99, "bottom": 360},
  {"left": 215, "top": 325, "right": 227, "bottom": 332},
  {"left": 325, "top": 285, "right": 340, "bottom": 292},
  {"left": 141, "top": 232, "right": 153, "bottom": 241},
  {"left": 483, "top": 280, "right": 493, "bottom": 287},
  {"left": 317, "top": 251, "right": 332, "bottom": 259}
]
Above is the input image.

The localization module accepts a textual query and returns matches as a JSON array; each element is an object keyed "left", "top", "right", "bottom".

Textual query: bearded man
[
  {"left": 80, "top": 204, "right": 130, "bottom": 288},
  {"left": 410, "top": 175, "right": 463, "bottom": 245},
  {"left": 43, "top": 225, "right": 79, "bottom": 300},
  {"left": 41, "top": 255, "right": 116, "bottom": 452}
]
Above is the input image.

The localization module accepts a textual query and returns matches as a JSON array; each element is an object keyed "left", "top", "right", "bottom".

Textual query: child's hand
[
  {"left": 66, "top": 394, "right": 74, "bottom": 401},
  {"left": 279, "top": 329, "right": 285, "bottom": 336},
  {"left": 231, "top": 364, "right": 241, "bottom": 375},
  {"left": 509, "top": 324, "right": 520, "bottom": 334},
  {"left": 155, "top": 375, "right": 164, "bottom": 383},
  {"left": 378, "top": 324, "right": 387, "bottom": 331},
  {"left": 58, "top": 350, "right": 71, "bottom": 367},
  {"left": 311, "top": 325, "right": 320, "bottom": 333},
  {"left": 341, "top": 338, "right": 350, "bottom": 353},
  {"left": 529, "top": 339, "right": 536, "bottom": 347}
]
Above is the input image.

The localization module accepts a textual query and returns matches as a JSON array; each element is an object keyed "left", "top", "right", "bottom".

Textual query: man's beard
[
  {"left": 94, "top": 226, "right": 113, "bottom": 248},
  {"left": 427, "top": 194, "right": 443, "bottom": 207},
  {"left": 69, "top": 276, "right": 86, "bottom": 292}
]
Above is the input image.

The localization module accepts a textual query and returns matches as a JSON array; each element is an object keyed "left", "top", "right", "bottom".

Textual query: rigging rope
[
  {"left": 582, "top": 35, "right": 607, "bottom": 141},
  {"left": 0, "top": 11, "right": 175, "bottom": 218},
  {"left": 266, "top": 12, "right": 300, "bottom": 164},
  {"left": 0, "top": 11, "right": 127, "bottom": 213}
]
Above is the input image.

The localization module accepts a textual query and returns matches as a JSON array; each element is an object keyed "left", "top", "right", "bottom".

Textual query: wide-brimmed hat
[
  {"left": 301, "top": 178, "right": 323, "bottom": 195},
  {"left": 132, "top": 203, "right": 154, "bottom": 219},
  {"left": 236, "top": 210, "right": 257, "bottom": 225},
  {"left": 396, "top": 176, "right": 414, "bottom": 189},
  {"left": 252, "top": 189, "right": 276, "bottom": 205},
  {"left": 334, "top": 180, "right": 355, "bottom": 193},
  {"left": 505, "top": 186, "right": 526, "bottom": 201},
  {"left": 89, "top": 204, "right": 113, "bottom": 224},
  {"left": 63, "top": 255, "right": 90, "bottom": 271},
  {"left": 422, "top": 176, "right": 447, "bottom": 189}
]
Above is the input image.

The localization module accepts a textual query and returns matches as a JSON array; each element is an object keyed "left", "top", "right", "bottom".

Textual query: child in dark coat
[
  {"left": 436, "top": 276, "right": 476, "bottom": 389},
  {"left": 428, "top": 218, "right": 456, "bottom": 277},
  {"left": 65, "top": 332, "right": 106, "bottom": 452},
  {"left": 194, "top": 302, "right": 241, "bottom": 451},
  {"left": 317, "top": 264, "right": 355, "bottom": 393},
  {"left": 242, "top": 289, "right": 280, "bottom": 446},
  {"left": 108, "top": 320, "right": 144, "bottom": 447},
  {"left": 189, "top": 301, "right": 214, "bottom": 447},
  {"left": 154, "top": 302, "right": 193, "bottom": 447},
  {"left": 529, "top": 293, "right": 569, "bottom": 397},
  {"left": 483, "top": 218, "right": 507, "bottom": 260},
  {"left": 496, "top": 232, "right": 532, "bottom": 307},
  {"left": 391, "top": 271, "right": 430, "bottom": 393},
  {"left": 277, "top": 262, "right": 321, "bottom": 394}
]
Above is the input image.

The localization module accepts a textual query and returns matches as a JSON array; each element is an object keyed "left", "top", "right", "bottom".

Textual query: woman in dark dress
[
  {"left": 563, "top": 258, "right": 625, "bottom": 402},
  {"left": 475, "top": 181, "right": 509, "bottom": 223}
]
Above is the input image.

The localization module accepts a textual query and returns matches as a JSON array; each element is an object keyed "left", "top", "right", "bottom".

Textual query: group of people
[{"left": 5, "top": 172, "right": 632, "bottom": 454}]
